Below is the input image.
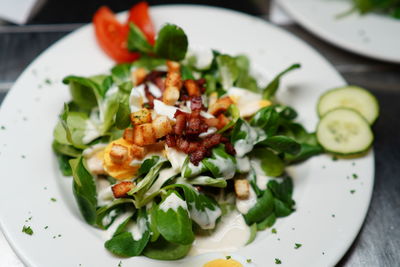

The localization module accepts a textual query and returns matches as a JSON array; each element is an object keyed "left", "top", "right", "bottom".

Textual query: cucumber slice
[
  {"left": 317, "top": 86, "right": 379, "bottom": 124},
  {"left": 317, "top": 108, "right": 373, "bottom": 155}
]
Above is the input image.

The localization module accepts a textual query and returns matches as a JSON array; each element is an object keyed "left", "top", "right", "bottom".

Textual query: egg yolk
[
  {"left": 103, "top": 138, "right": 140, "bottom": 180},
  {"left": 203, "top": 258, "right": 243, "bottom": 267}
]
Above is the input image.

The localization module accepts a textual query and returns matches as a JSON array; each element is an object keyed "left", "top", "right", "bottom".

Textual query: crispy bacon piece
[
  {"left": 202, "top": 134, "right": 222, "bottom": 149},
  {"left": 196, "top": 78, "right": 206, "bottom": 93},
  {"left": 166, "top": 134, "right": 177, "bottom": 147},
  {"left": 224, "top": 142, "right": 236, "bottom": 156},
  {"left": 112, "top": 181, "right": 135, "bottom": 198},
  {"left": 205, "top": 117, "right": 219, "bottom": 127},
  {"left": 217, "top": 114, "right": 230, "bottom": 129},
  {"left": 144, "top": 71, "right": 166, "bottom": 84},
  {"left": 190, "top": 96, "right": 203, "bottom": 111}
]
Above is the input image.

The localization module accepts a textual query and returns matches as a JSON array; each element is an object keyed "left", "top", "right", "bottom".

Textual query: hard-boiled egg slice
[{"left": 226, "top": 87, "right": 271, "bottom": 117}]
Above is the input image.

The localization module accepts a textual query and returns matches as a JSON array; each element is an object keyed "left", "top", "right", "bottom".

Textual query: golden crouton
[
  {"left": 112, "top": 181, "right": 135, "bottom": 198},
  {"left": 234, "top": 179, "right": 250, "bottom": 200},
  {"left": 130, "top": 108, "right": 152, "bottom": 125},
  {"left": 208, "top": 96, "right": 234, "bottom": 116},
  {"left": 152, "top": 116, "right": 173, "bottom": 139},
  {"left": 131, "top": 67, "right": 147, "bottom": 86},
  {"left": 132, "top": 123, "right": 157, "bottom": 146},
  {"left": 184, "top": 79, "right": 201, "bottom": 96},
  {"left": 208, "top": 92, "right": 218, "bottom": 108},
  {"left": 103, "top": 138, "right": 141, "bottom": 180},
  {"left": 163, "top": 61, "right": 182, "bottom": 105},
  {"left": 123, "top": 128, "right": 135, "bottom": 143},
  {"left": 110, "top": 144, "right": 128, "bottom": 165}
]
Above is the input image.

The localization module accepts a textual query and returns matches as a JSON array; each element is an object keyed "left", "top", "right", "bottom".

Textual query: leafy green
[
  {"left": 259, "top": 136, "right": 301, "bottom": 155},
  {"left": 252, "top": 148, "right": 284, "bottom": 177},
  {"left": 202, "top": 146, "right": 236, "bottom": 179},
  {"left": 154, "top": 24, "right": 188, "bottom": 61},
  {"left": 268, "top": 178, "right": 295, "bottom": 218},
  {"left": 244, "top": 188, "right": 274, "bottom": 225},
  {"left": 52, "top": 141, "right": 81, "bottom": 157},
  {"left": 262, "top": 64, "right": 301, "bottom": 100},
  {"left": 216, "top": 54, "right": 239, "bottom": 90},
  {"left": 111, "top": 64, "right": 132, "bottom": 86},
  {"left": 257, "top": 212, "right": 276, "bottom": 230},
  {"left": 142, "top": 236, "right": 191, "bottom": 260},
  {"left": 56, "top": 154, "right": 73, "bottom": 176},
  {"left": 96, "top": 199, "right": 133, "bottom": 229},
  {"left": 127, "top": 23, "right": 153, "bottom": 54},
  {"left": 181, "top": 157, "right": 207, "bottom": 178},
  {"left": 63, "top": 75, "right": 103, "bottom": 110},
  {"left": 105, "top": 208, "right": 150, "bottom": 257},
  {"left": 137, "top": 156, "right": 160, "bottom": 177},
  {"left": 167, "top": 184, "right": 221, "bottom": 230},
  {"left": 250, "top": 106, "right": 279, "bottom": 137},
  {"left": 246, "top": 223, "right": 258, "bottom": 245},
  {"left": 217, "top": 104, "right": 240, "bottom": 133},
  {"left": 156, "top": 191, "right": 194, "bottom": 245},
  {"left": 186, "top": 176, "right": 227, "bottom": 188},
  {"left": 235, "top": 55, "right": 259, "bottom": 92},
  {"left": 131, "top": 55, "right": 166, "bottom": 70},
  {"left": 231, "top": 119, "right": 266, "bottom": 157},
  {"left": 69, "top": 157, "right": 97, "bottom": 225}
]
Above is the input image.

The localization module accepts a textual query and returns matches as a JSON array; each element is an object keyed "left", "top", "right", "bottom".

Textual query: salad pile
[{"left": 52, "top": 2, "right": 378, "bottom": 261}]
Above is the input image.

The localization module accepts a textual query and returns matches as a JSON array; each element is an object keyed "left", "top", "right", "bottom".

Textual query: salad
[{"left": 52, "top": 2, "right": 379, "bottom": 261}]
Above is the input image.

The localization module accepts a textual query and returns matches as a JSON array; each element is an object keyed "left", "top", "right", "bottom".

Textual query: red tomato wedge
[
  {"left": 127, "top": 2, "right": 156, "bottom": 45},
  {"left": 93, "top": 6, "right": 139, "bottom": 63}
]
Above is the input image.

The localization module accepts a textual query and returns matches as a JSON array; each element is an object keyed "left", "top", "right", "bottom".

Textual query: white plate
[
  {"left": 0, "top": 5, "right": 374, "bottom": 267},
  {"left": 279, "top": 0, "right": 400, "bottom": 63}
]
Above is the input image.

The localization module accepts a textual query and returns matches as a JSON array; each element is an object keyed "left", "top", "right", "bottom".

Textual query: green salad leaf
[
  {"left": 262, "top": 64, "right": 301, "bottom": 100},
  {"left": 127, "top": 23, "right": 154, "bottom": 54},
  {"left": 142, "top": 236, "right": 191, "bottom": 260},
  {"left": 154, "top": 24, "right": 188, "bottom": 61}
]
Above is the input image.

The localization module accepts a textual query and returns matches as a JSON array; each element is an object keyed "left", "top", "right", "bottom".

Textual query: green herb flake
[
  {"left": 45, "top": 78, "right": 52, "bottom": 85},
  {"left": 294, "top": 243, "right": 302, "bottom": 249},
  {"left": 22, "top": 225, "right": 33, "bottom": 235},
  {"left": 352, "top": 173, "right": 358, "bottom": 179},
  {"left": 332, "top": 156, "right": 338, "bottom": 161},
  {"left": 332, "top": 214, "right": 335, "bottom": 218},
  {"left": 350, "top": 190, "right": 356, "bottom": 194},
  {"left": 118, "top": 261, "right": 122, "bottom": 267},
  {"left": 271, "top": 228, "right": 277, "bottom": 234},
  {"left": 51, "top": 198, "right": 57, "bottom": 202},
  {"left": 44, "top": 226, "right": 49, "bottom": 229},
  {"left": 226, "top": 256, "right": 231, "bottom": 260},
  {"left": 275, "top": 258, "right": 282, "bottom": 264},
  {"left": 352, "top": 162, "right": 356, "bottom": 166},
  {"left": 21, "top": 155, "right": 26, "bottom": 159},
  {"left": 246, "top": 259, "right": 252, "bottom": 263},
  {"left": 0, "top": 126, "right": 5, "bottom": 130}
]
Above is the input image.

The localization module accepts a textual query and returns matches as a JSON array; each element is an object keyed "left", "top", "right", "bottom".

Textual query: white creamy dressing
[
  {"left": 226, "top": 87, "right": 265, "bottom": 117},
  {"left": 185, "top": 46, "right": 214, "bottom": 70},
  {"left": 189, "top": 210, "right": 250, "bottom": 255},
  {"left": 147, "top": 82, "right": 162, "bottom": 98},
  {"left": 129, "top": 151, "right": 165, "bottom": 167},
  {"left": 83, "top": 143, "right": 107, "bottom": 157},
  {"left": 236, "top": 185, "right": 257, "bottom": 215},
  {"left": 234, "top": 123, "right": 265, "bottom": 158},
  {"left": 146, "top": 168, "right": 179, "bottom": 196},
  {"left": 188, "top": 198, "right": 221, "bottom": 230},
  {"left": 207, "top": 155, "right": 236, "bottom": 179},
  {"left": 199, "top": 127, "right": 217, "bottom": 138},
  {"left": 82, "top": 119, "right": 101, "bottom": 144},
  {"left": 235, "top": 156, "right": 251, "bottom": 173},
  {"left": 251, "top": 158, "right": 274, "bottom": 190},
  {"left": 129, "top": 84, "right": 148, "bottom": 112},
  {"left": 97, "top": 185, "right": 114, "bottom": 206},
  {"left": 126, "top": 217, "right": 147, "bottom": 241},
  {"left": 159, "top": 193, "right": 188, "bottom": 212},
  {"left": 165, "top": 146, "right": 187, "bottom": 171},
  {"left": 104, "top": 212, "right": 133, "bottom": 239}
]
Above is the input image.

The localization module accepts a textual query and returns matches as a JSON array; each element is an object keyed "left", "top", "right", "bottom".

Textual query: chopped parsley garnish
[
  {"left": 22, "top": 225, "right": 33, "bottom": 235},
  {"left": 21, "top": 155, "right": 26, "bottom": 159},
  {"left": 275, "top": 258, "right": 282, "bottom": 264},
  {"left": 294, "top": 243, "right": 302, "bottom": 249},
  {"left": 44, "top": 226, "right": 49, "bottom": 229},
  {"left": 226, "top": 256, "right": 231, "bottom": 260},
  {"left": 51, "top": 197, "right": 57, "bottom": 202},
  {"left": 118, "top": 261, "right": 122, "bottom": 267},
  {"left": 352, "top": 173, "right": 358, "bottom": 179},
  {"left": 350, "top": 190, "right": 356, "bottom": 194},
  {"left": 0, "top": 126, "right": 5, "bottom": 130},
  {"left": 271, "top": 228, "right": 277, "bottom": 234},
  {"left": 332, "top": 156, "right": 338, "bottom": 161},
  {"left": 246, "top": 259, "right": 252, "bottom": 263},
  {"left": 45, "top": 78, "right": 52, "bottom": 85},
  {"left": 332, "top": 214, "right": 335, "bottom": 218}
]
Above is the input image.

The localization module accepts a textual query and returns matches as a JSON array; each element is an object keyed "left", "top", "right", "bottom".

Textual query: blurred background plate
[{"left": 279, "top": 0, "right": 400, "bottom": 63}]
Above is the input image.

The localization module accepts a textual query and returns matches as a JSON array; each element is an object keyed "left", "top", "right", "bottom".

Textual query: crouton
[
  {"left": 123, "top": 128, "right": 135, "bottom": 143},
  {"left": 208, "top": 92, "right": 218, "bottom": 107},
  {"left": 163, "top": 61, "right": 182, "bottom": 105},
  {"left": 217, "top": 114, "right": 230, "bottom": 129},
  {"left": 234, "top": 179, "right": 250, "bottom": 200},
  {"left": 152, "top": 115, "right": 173, "bottom": 139},
  {"left": 184, "top": 79, "right": 201, "bottom": 96},
  {"left": 132, "top": 123, "right": 157, "bottom": 146},
  {"left": 208, "top": 96, "right": 234, "bottom": 116},
  {"left": 112, "top": 181, "right": 135, "bottom": 198},
  {"left": 131, "top": 67, "right": 147, "bottom": 86},
  {"left": 110, "top": 144, "right": 128, "bottom": 165},
  {"left": 130, "top": 108, "right": 152, "bottom": 125}
]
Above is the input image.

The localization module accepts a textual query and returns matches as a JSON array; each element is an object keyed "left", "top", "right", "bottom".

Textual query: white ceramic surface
[
  {"left": 279, "top": 0, "right": 400, "bottom": 63},
  {"left": 0, "top": 5, "right": 374, "bottom": 267}
]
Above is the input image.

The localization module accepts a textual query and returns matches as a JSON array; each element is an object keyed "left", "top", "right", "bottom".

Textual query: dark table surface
[{"left": 0, "top": 1, "right": 399, "bottom": 266}]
